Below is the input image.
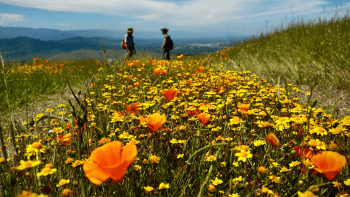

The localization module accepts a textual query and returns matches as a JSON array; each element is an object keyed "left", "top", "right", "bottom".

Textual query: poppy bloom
[
  {"left": 58, "top": 133, "right": 72, "bottom": 146},
  {"left": 237, "top": 103, "right": 250, "bottom": 116},
  {"left": 293, "top": 146, "right": 314, "bottom": 159},
  {"left": 149, "top": 59, "right": 156, "bottom": 64},
  {"left": 153, "top": 69, "right": 161, "bottom": 76},
  {"left": 293, "top": 146, "right": 315, "bottom": 175},
  {"left": 265, "top": 133, "right": 279, "bottom": 148},
  {"left": 139, "top": 113, "right": 166, "bottom": 132},
  {"left": 197, "top": 113, "right": 211, "bottom": 124},
  {"left": 197, "top": 67, "right": 205, "bottom": 73},
  {"left": 187, "top": 107, "right": 200, "bottom": 117},
  {"left": 177, "top": 55, "right": 183, "bottom": 60},
  {"left": 160, "top": 89, "right": 179, "bottom": 101},
  {"left": 125, "top": 102, "right": 140, "bottom": 115},
  {"left": 310, "top": 151, "right": 347, "bottom": 180},
  {"left": 83, "top": 140, "right": 137, "bottom": 185},
  {"left": 65, "top": 122, "right": 72, "bottom": 131}
]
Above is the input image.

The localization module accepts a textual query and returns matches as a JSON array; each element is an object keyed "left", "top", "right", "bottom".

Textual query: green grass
[
  {"left": 0, "top": 58, "right": 102, "bottom": 116},
  {"left": 184, "top": 8, "right": 350, "bottom": 119},
  {"left": 46, "top": 49, "right": 162, "bottom": 61}
]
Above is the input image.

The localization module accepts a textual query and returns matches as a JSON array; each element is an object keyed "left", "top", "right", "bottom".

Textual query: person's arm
[{"left": 162, "top": 38, "right": 167, "bottom": 50}]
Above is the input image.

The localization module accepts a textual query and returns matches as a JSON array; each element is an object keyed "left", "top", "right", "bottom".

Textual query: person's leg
[
  {"left": 130, "top": 49, "right": 134, "bottom": 60},
  {"left": 163, "top": 50, "right": 167, "bottom": 60},
  {"left": 125, "top": 47, "right": 132, "bottom": 60},
  {"left": 166, "top": 50, "right": 170, "bottom": 60}
]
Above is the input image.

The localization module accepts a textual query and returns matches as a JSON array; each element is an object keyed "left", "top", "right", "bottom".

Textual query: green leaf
[
  {"left": 311, "top": 99, "right": 318, "bottom": 108},
  {"left": 66, "top": 79, "right": 86, "bottom": 112}
]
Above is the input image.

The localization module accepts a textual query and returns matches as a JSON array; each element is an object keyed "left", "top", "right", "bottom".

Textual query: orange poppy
[
  {"left": 125, "top": 102, "right": 140, "bottom": 115},
  {"left": 310, "top": 151, "right": 347, "bottom": 180},
  {"left": 197, "top": 113, "right": 211, "bottom": 124},
  {"left": 83, "top": 140, "right": 137, "bottom": 185},
  {"left": 139, "top": 113, "right": 167, "bottom": 132},
  {"left": 160, "top": 89, "right": 179, "bottom": 101},
  {"left": 149, "top": 59, "right": 155, "bottom": 64},
  {"left": 65, "top": 122, "right": 72, "bottom": 131},
  {"left": 58, "top": 133, "right": 72, "bottom": 146},
  {"left": 197, "top": 67, "right": 205, "bottom": 73},
  {"left": 265, "top": 133, "right": 279, "bottom": 148},
  {"left": 187, "top": 107, "right": 200, "bottom": 117},
  {"left": 293, "top": 146, "right": 314, "bottom": 159},
  {"left": 237, "top": 103, "right": 250, "bottom": 116},
  {"left": 293, "top": 146, "right": 315, "bottom": 175},
  {"left": 153, "top": 69, "right": 161, "bottom": 76}
]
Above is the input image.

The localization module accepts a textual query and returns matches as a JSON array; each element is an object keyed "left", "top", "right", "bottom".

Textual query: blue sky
[{"left": 0, "top": 0, "right": 349, "bottom": 37}]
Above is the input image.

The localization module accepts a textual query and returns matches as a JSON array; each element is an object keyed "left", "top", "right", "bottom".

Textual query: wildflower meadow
[{"left": 1, "top": 8, "right": 350, "bottom": 197}]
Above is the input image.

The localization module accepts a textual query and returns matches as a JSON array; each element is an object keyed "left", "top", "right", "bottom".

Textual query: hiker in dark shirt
[
  {"left": 161, "top": 28, "right": 171, "bottom": 60},
  {"left": 125, "top": 28, "right": 136, "bottom": 60}
]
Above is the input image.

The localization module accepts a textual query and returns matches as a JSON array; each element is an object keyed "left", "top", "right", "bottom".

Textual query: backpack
[
  {"left": 166, "top": 37, "right": 173, "bottom": 50},
  {"left": 121, "top": 38, "right": 126, "bottom": 49}
]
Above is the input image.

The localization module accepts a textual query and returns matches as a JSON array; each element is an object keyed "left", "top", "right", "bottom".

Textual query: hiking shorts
[{"left": 126, "top": 46, "right": 134, "bottom": 57}]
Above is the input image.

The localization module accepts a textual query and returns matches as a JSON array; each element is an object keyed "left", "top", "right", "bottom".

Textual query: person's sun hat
[
  {"left": 161, "top": 28, "right": 169, "bottom": 32},
  {"left": 127, "top": 28, "right": 134, "bottom": 33}
]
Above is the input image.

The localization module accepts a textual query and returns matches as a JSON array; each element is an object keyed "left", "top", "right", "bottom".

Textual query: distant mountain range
[
  {"left": 0, "top": 26, "right": 249, "bottom": 41},
  {"left": 0, "top": 26, "right": 251, "bottom": 61},
  {"left": 0, "top": 36, "right": 121, "bottom": 60}
]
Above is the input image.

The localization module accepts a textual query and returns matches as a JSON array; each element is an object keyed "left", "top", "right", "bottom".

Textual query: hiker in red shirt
[{"left": 125, "top": 28, "right": 136, "bottom": 60}]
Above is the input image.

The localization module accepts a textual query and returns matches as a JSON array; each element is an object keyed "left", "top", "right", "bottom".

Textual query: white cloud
[
  {"left": 0, "top": 0, "right": 334, "bottom": 28},
  {"left": 0, "top": 13, "right": 25, "bottom": 25}
]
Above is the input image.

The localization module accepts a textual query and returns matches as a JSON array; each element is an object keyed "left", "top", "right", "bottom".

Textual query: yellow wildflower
[
  {"left": 57, "top": 179, "right": 70, "bottom": 187},
  {"left": 149, "top": 155, "right": 161, "bottom": 163},
  {"left": 17, "top": 160, "right": 41, "bottom": 170},
  {"left": 158, "top": 182, "right": 170, "bottom": 189}
]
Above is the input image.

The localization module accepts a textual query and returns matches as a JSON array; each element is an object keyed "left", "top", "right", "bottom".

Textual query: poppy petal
[
  {"left": 106, "top": 142, "right": 137, "bottom": 183},
  {"left": 83, "top": 160, "right": 110, "bottom": 185},
  {"left": 90, "top": 141, "right": 123, "bottom": 166}
]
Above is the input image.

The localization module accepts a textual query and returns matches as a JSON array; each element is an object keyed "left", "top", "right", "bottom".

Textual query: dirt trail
[
  {"left": 0, "top": 83, "right": 87, "bottom": 158},
  {"left": 1, "top": 84, "right": 85, "bottom": 126}
]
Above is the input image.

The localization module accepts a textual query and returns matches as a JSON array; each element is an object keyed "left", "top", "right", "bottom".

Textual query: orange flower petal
[
  {"left": 265, "top": 133, "right": 279, "bottom": 148},
  {"left": 83, "top": 160, "right": 110, "bottom": 185},
  {"left": 311, "top": 151, "right": 347, "bottom": 180},
  {"left": 197, "top": 113, "right": 210, "bottom": 124},
  {"left": 105, "top": 142, "right": 137, "bottom": 183},
  {"left": 89, "top": 141, "right": 122, "bottom": 167}
]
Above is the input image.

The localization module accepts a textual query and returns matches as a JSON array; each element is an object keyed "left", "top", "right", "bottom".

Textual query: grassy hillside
[
  {"left": 189, "top": 9, "right": 350, "bottom": 119},
  {"left": 47, "top": 49, "right": 163, "bottom": 61}
]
